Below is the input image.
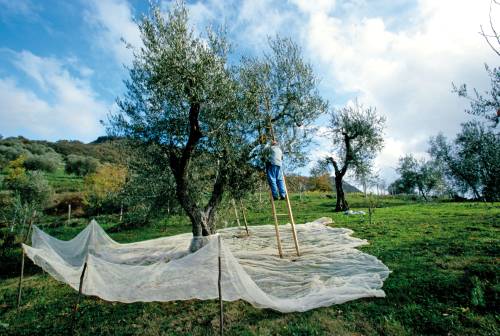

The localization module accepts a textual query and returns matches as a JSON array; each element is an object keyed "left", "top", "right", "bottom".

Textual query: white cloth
[{"left": 23, "top": 218, "right": 390, "bottom": 312}]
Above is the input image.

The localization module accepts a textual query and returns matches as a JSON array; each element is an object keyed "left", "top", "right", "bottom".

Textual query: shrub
[
  {"left": 24, "top": 153, "right": 62, "bottom": 173},
  {"left": 84, "top": 164, "right": 127, "bottom": 214},
  {"left": 65, "top": 154, "right": 99, "bottom": 176},
  {"left": 0, "top": 144, "right": 29, "bottom": 169}
]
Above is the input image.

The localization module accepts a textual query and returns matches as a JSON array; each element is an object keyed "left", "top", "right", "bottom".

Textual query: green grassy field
[{"left": 0, "top": 193, "right": 498, "bottom": 335}]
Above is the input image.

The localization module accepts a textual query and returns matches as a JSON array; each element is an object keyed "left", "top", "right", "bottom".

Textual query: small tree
[
  {"left": 2, "top": 156, "right": 53, "bottom": 233},
  {"left": 394, "top": 154, "right": 443, "bottom": 200},
  {"left": 324, "top": 101, "right": 385, "bottom": 211},
  {"left": 84, "top": 164, "right": 127, "bottom": 214}
]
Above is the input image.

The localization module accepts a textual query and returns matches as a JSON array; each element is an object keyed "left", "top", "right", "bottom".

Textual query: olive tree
[
  {"left": 109, "top": 4, "right": 243, "bottom": 239},
  {"left": 109, "top": 3, "right": 326, "bottom": 241},
  {"left": 324, "top": 101, "right": 385, "bottom": 211}
]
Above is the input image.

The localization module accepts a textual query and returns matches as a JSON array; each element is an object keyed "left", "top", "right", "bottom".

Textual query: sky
[{"left": 0, "top": 0, "right": 498, "bottom": 184}]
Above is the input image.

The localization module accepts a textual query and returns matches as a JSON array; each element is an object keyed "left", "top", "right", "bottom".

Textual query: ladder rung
[{"left": 276, "top": 213, "right": 288, "bottom": 216}]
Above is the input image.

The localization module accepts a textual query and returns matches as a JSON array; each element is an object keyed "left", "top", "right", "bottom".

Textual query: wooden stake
[
  {"left": 239, "top": 200, "right": 249, "bottom": 236},
  {"left": 17, "top": 210, "right": 36, "bottom": 309},
  {"left": 67, "top": 203, "right": 71, "bottom": 225},
  {"left": 73, "top": 260, "right": 88, "bottom": 331},
  {"left": 231, "top": 199, "right": 240, "bottom": 227},
  {"left": 269, "top": 191, "right": 284, "bottom": 258},
  {"left": 282, "top": 175, "right": 300, "bottom": 257},
  {"left": 119, "top": 202, "right": 123, "bottom": 222},
  {"left": 16, "top": 250, "right": 25, "bottom": 309},
  {"left": 218, "top": 235, "right": 223, "bottom": 336}
]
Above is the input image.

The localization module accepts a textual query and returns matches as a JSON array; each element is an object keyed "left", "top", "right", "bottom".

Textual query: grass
[
  {"left": 0, "top": 193, "right": 498, "bottom": 335},
  {"left": 44, "top": 170, "right": 83, "bottom": 193}
]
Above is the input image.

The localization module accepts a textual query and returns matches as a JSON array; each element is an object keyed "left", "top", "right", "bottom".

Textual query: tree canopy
[{"left": 108, "top": 3, "right": 325, "bottom": 240}]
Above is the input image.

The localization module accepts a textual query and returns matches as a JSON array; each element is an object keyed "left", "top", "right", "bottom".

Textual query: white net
[{"left": 23, "top": 218, "right": 390, "bottom": 313}]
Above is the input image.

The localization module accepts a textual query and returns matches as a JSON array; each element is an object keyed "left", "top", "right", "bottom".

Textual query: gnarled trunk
[
  {"left": 167, "top": 101, "right": 227, "bottom": 249},
  {"left": 334, "top": 176, "right": 349, "bottom": 212}
]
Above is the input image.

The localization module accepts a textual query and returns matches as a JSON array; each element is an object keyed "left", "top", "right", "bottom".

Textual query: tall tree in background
[
  {"left": 324, "top": 101, "right": 385, "bottom": 211},
  {"left": 429, "top": 122, "right": 500, "bottom": 201},
  {"left": 390, "top": 154, "right": 443, "bottom": 200}
]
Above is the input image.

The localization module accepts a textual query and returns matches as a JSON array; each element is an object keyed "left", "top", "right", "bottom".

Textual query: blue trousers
[{"left": 266, "top": 164, "right": 286, "bottom": 199}]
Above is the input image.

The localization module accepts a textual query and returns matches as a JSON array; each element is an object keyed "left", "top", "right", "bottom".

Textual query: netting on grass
[{"left": 23, "top": 218, "right": 390, "bottom": 313}]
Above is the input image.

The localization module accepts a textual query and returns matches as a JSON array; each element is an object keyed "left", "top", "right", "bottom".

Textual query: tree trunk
[
  {"left": 335, "top": 176, "right": 349, "bottom": 212},
  {"left": 167, "top": 101, "right": 224, "bottom": 242}
]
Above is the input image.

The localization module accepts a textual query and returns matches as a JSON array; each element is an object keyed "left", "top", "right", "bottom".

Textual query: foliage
[
  {"left": 65, "top": 154, "right": 99, "bottom": 176},
  {"left": 238, "top": 37, "right": 327, "bottom": 169},
  {"left": 0, "top": 137, "right": 63, "bottom": 172},
  {"left": 391, "top": 154, "right": 444, "bottom": 200},
  {"left": 429, "top": 121, "right": 500, "bottom": 201},
  {"left": 0, "top": 144, "right": 29, "bottom": 169},
  {"left": 49, "top": 139, "right": 124, "bottom": 164},
  {"left": 24, "top": 152, "right": 62, "bottom": 173},
  {"left": 108, "top": 3, "right": 324, "bottom": 237},
  {"left": 83, "top": 164, "right": 127, "bottom": 214},
  {"left": 1, "top": 156, "right": 52, "bottom": 235},
  {"left": 118, "top": 144, "right": 179, "bottom": 228}
]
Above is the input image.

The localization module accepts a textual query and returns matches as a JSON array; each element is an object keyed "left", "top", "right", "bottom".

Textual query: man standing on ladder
[{"left": 264, "top": 140, "right": 286, "bottom": 201}]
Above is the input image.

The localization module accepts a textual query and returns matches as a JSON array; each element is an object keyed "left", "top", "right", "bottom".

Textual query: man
[{"left": 264, "top": 140, "right": 287, "bottom": 201}]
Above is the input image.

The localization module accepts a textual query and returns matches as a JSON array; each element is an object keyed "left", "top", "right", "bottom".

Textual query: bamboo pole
[
  {"left": 269, "top": 191, "right": 284, "bottom": 258},
  {"left": 282, "top": 175, "right": 300, "bottom": 257},
  {"left": 17, "top": 210, "right": 36, "bottom": 309},
  {"left": 218, "top": 235, "right": 223, "bottom": 336},
  {"left": 239, "top": 200, "right": 249, "bottom": 236},
  {"left": 231, "top": 199, "right": 241, "bottom": 227}
]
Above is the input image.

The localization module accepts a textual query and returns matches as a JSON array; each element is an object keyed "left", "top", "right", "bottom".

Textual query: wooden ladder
[{"left": 269, "top": 175, "right": 300, "bottom": 258}]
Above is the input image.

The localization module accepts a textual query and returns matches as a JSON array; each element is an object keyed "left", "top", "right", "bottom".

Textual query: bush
[
  {"left": 84, "top": 164, "right": 127, "bottom": 214},
  {"left": 4, "top": 157, "right": 53, "bottom": 208},
  {"left": 0, "top": 144, "right": 29, "bottom": 168},
  {"left": 12, "top": 171, "right": 54, "bottom": 207},
  {"left": 65, "top": 154, "right": 99, "bottom": 176},
  {"left": 24, "top": 153, "right": 62, "bottom": 173}
]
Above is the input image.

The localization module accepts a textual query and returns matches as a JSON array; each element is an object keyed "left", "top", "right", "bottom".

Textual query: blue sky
[{"left": 0, "top": 0, "right": 497, "bottom": 182}]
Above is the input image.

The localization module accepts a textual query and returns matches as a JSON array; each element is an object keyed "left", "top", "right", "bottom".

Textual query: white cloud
[
  {"left": 299, "top": 0, "right": 498, "bottom": 181},
  {"left": 173, "top": 0, "right": 496, "bottom": 184},
  {"left": 85, "top": 0, "right": 141, "bottom": 65},
  {"left": 291, "top": 0, "right": 336, "bottom": 14},
  {"left": 0, "top": 51, "right": 109, "bottom": 142}
]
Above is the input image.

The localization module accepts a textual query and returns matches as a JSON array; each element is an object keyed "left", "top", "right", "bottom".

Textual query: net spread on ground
[{"left": 23, "top": 218, "right": 390, "bottom": 313}]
